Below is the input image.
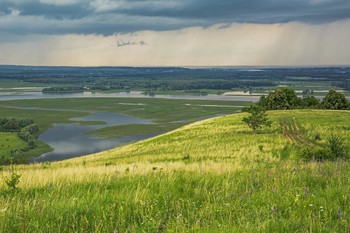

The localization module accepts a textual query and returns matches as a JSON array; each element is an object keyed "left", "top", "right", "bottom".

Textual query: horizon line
[{"left": 1, "top": 64, "right": 350, "bottom": 69}]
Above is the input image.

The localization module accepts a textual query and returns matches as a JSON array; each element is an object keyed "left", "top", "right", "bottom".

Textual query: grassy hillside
[{"left": 1, "top": 110, "right": 350, "bottom": 232}]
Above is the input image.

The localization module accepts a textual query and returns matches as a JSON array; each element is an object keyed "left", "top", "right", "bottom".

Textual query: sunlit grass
[
  {"left": 1, "top": 110, "right": 350, "bottom": 232},
  {"left": 0, "top": 132, "right": 27, "bottom": 159}
]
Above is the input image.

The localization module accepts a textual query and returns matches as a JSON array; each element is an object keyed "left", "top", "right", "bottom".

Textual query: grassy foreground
[{"left": 1, "top": 110, "right": 350, "bottom": 232}]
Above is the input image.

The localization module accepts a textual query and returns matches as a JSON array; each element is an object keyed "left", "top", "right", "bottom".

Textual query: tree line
[
  {"left": 0, "top": 118, "right": 35, "bottom": 131},
  {"left": 0, "top": 118, "right": 40, "bottom": 164},
  {"left": 242, "top": 88, "right": 349, "bottom": 134},
  {"left": 42, "top": 86, "right": 85, "bottom": 93},
  {"left": 256, "top": 88, "right": 349, "bottom": 110},
  {"left": 40, "top": 79, "right": 275, "bottom": 93}
]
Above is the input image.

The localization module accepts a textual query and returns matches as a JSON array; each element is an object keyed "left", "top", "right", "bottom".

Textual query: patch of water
[
  {"left": 0, "top": 91, "right": 260, "bottom": 102},
  {"left": 31, "top": 112, "right": 154, "bottom": 163}
]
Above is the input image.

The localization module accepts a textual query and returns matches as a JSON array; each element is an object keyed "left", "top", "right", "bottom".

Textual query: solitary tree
[{"left": 242, "top": 105, "right": 272, "bottom": 133}]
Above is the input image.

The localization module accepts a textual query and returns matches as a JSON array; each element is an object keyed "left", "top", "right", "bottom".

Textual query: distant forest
[{"left": 1, "top": 65, "right": 349, "bottom": 92}]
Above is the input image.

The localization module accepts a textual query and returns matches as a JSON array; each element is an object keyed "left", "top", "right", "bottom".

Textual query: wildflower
[
  {"left": 113, "top": 230, "right": 118, "bottom": 233},
  {"left": 309, "top": 204, "right": 313, "bottom": 207}
]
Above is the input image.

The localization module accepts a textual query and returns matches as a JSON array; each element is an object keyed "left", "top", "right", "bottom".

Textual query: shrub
[
  {"left": 4, "top": 167, "right": 21, "bottom": 190},
  {"left": 326, "top": 134, "right": 345, "bottom": 158},
  {"left": 298, "top": 134, "right": 347, "bottom": 161},
  {"left": 298, "top": 147, "right": 330, "bottom": 161}
]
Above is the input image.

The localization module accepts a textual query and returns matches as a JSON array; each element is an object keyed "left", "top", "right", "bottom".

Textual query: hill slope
[{"left": 1, "top": 110, "right": 350, "bottom": 232}]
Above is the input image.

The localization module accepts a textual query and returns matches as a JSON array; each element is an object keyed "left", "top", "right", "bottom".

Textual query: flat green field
[
  {"left": 0, "top": 132, "right": 27, "bottom": 159},
  {"left": 1, "top": 110, "right": 349, "bottom": 232},
  {"left": 0, "top": 98, "right": 248, "bottom": 133},
  {"left": 0, "top": 80, "right": 46, "bottom": 90},
  {"left": 0, "top": 97, "right": 249, "bottom": 161}
]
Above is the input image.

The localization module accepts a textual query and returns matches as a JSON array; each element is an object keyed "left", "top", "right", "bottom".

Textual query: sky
[{"left": 0, "top": 0, "right": 350, "bottom": 67}]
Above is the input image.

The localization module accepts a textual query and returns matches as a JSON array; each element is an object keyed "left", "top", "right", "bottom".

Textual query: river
[{"left": 0, "top": 91, "right": 260, "bottom": 102}]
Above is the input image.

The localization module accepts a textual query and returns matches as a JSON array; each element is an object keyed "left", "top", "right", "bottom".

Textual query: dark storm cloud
[
  {"left": 121, "top": 0, "right": 350, "bottom": 24},
  {"left": 18, "top": 2, "right": 91, "bottom": 20},
  {"left": 1, "top": 0, "right": 350, "bottom": 35},
  {"left": 0, "top": 0, "right": 91, "bottom": 19}
]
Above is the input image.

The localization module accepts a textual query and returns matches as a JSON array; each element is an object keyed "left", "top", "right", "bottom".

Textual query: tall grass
[{"left": 1, "top": 110, "right": 350, "bottom": 232}]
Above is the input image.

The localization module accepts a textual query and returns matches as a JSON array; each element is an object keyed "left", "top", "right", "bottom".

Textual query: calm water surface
[
  {"left": 0, "top": 91, "right": 260, "bottom": 102},
  {"left": 31, "top": 112, "right": 155, "bottom": 163}
]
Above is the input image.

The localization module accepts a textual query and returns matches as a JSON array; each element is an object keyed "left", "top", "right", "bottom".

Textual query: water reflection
[
  {"left": 31, "top": 112, "right": 154, "bottom": 163},
  {"left": 0, "top": 91, "right": 260, "bottom": 102}
]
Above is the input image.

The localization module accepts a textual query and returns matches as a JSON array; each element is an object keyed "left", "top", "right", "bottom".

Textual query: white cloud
[{"left": 89, "top": 0, "right": 123, "bottom": 13}]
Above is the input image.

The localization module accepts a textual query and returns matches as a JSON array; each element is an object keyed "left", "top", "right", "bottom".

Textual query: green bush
[
  {"left": 298, "top": 134, "right": 347, "bottom": 161},
  {"left": 298, "top": 147, "right": 330, "bottom": 161},
  {"left": 4, "top": 167, "right": 21, "bottom": 190},
  {"left": 326, "top": 134, "right": 346, "bottom": 158}
]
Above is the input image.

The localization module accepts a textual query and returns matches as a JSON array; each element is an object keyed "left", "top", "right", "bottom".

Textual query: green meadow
[
  {"left": 0, "top": 98, "right": 249, "bottom": 162},
  {"left": 0, "top": 98, "right": 248, "bottom": 134},
  {"left": 1, "top": 110, "right": 350, "bottom": 232},
  {"left": 0, "top": 132, "right": 27, "bottom": 160}
]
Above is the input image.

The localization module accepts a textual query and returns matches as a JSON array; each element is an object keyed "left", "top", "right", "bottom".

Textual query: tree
[
  {"left": 278, "top": 87, "right": 301, "bottom": 107},
  {"left": 3, "top": 118, "right": 20, "bottom": 131},
  {"left": 242, "top": 105, "right": 272, "bottom": 133},
  {"left": 321, "top": 90, "right": 348, "bottom": 110},
  {"left": 301, "top": 95, "right": 320, "bottom": 108},
  {"left": 258, "top": 87, "right": 301, "bottom": 110},
  {"left": 266, "top": 88, "right": 290, "bottom": 110}
]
